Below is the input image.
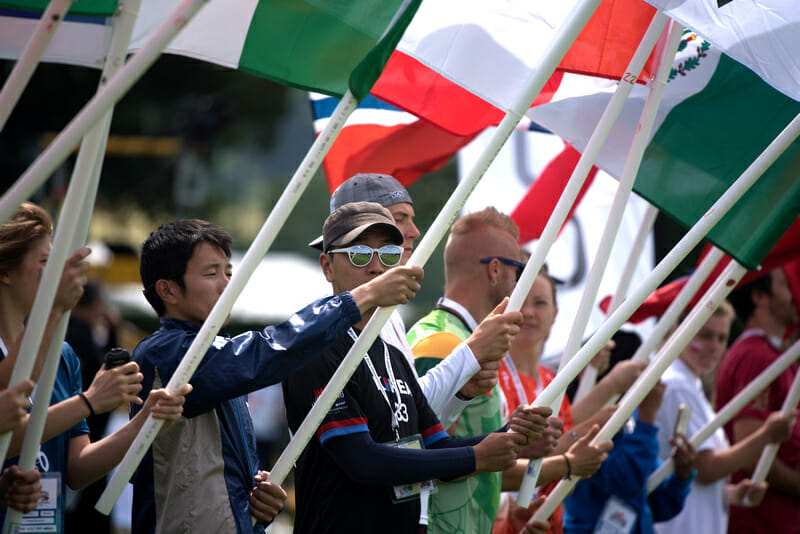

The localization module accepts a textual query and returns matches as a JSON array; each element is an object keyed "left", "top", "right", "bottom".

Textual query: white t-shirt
[
  {"left": 381, "top": 309, "right": 479, "bottom": 426},
  {"left": 654, "top": 358, "right": 730, "bottom": 534}
]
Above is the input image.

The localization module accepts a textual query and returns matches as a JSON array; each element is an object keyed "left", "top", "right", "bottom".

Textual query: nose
[
  {"left": 407, "top": 221, "right": 421, "bottom": 241},
  {"left": 366, "top": 252, "right": 386, "bottom": 275}
]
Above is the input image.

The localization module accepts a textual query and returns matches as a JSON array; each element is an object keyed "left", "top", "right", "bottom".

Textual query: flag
[
  {"left": 644, "top": 0, "right": 800, "bottom": 104},
  {"left": 0, "top": 1, "right": 113, "bottom": 69},
  {"left": 601, "top": 217, "right": 800, "bottom": 323},
  {"left": 528, "top": 33, "right": 800, "bottom": 271},
  {"left": 132, "top": 0, "right": 421, "bottom": 101},
  {"left": 371, "top": 0, "right": 659, "bottom": 136},
  {"left": 310, "top": 93, "right": 478, "bottom": 191},
  {"left": 0, "top": 0, "right": 422, "bottom": 100}
]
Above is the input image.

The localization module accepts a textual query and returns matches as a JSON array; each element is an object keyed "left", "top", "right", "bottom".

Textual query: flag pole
[
  {"left": 0, "top": 0, "right": 210, "bottom": 228},
  {"left": 260, "top": 0, "right": 607, "bottom": 493},
  {"left": 95, "top": 87, "right": 359, "bottom": 514},
  {"left": 647, "top": 337, "right": 800, "bottom": 493},
  {"left": 0, "top": 0, "right": 74, "bottom": 133},
  {"left": 744, "top": 368, "right": 800, "bottom": 504},
  {"left": 0, "top": 0, "right": 141, "bottom": 483},
  {"left": 515, "top": 16, "right": 682, "bottom": 506},
  {"left": 571, "top": 155, "right": 659, "bottom": 402},
  {"left": 533, "top": 259, "right": 747, "bottom": 521}
]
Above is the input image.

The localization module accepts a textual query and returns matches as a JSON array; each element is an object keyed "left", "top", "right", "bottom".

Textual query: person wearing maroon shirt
[{"left": 716, "top": 266, "right": 800, "bottom": 534}]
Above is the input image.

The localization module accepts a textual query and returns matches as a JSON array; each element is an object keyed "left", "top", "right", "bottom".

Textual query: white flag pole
[
  {"left": 0, "top": 0, "right": 141, "bottom": 492},
  {"left": 262, "top": 0, "right": 608, "bottom": 493},
  {"left": 571, "top": 158, "right": 659, "bottom": 403},
  {"left": 647, "top": 337, "right": 800, "bottom": 493},
  {"left": 515, "top": 17, "right": 683, "bottom": 506},
  {"left": 606, "top": 204, "right": 660, "bottom": 316},
  {"left": 533, "top": 259, "right": 747, "bottom": 521},
  {"left": 95, "top": 87, "right": 359, "bottom": 514},
  {"left": 743, "top": 369, "right": 800, "bottom": 504},
  {"left": 0, "top": 0, "right": 74, "bottom": 133},
  {"left": 0, "top": 0, "right": 210, "bottom": 228}
]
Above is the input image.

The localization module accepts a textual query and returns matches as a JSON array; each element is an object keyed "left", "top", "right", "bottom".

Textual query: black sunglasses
[{"left": 479, "top": 256, "right": 525, "bottom": 281}]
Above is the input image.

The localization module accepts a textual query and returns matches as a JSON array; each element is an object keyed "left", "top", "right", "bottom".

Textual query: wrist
[
  {"left": 455, "top": 389, "right": 474, "bottom": 402},
  {"left": 78, "top": 392, "right": 95, "bottom": 418}
]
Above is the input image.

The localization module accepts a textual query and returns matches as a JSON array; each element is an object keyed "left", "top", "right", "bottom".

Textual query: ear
[
  {"left": 155, "top": 279, "right": 181, "bottom": 307},
  {"left": 486, "top": 259, "right": 502, "bottom": 286},
  {"left": 319, "top": 253, "right": 335, "bottom": 284},
  {"left": 0, "top": 271, "right": 10, "bottom": 286}
]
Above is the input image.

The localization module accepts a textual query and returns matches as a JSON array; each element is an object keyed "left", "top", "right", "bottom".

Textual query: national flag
[
  {"left": 371, "top": 0, "right": 659, "bottom": 136},
  {"left": 310, "top": 93, "right": 478, "bottom": 191},
  {"left": 0, "top": 0, "right": 422, "bottom": 101},
  {"left": 527, "top": 32, "right": 800, "bottom": 271},
  {"left": 643, "top": 0, "right": 800, "bottom": 103},
  {"left": 601, "top": 218, "right": 800, "bottom": 323},
  {"left": 0, "top": 1, "right": 113, "bottom": 69}
]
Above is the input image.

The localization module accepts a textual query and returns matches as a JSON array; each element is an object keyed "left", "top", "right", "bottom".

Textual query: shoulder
[{"left": 409, "top": 331, "right": 464, "bottom": 360}]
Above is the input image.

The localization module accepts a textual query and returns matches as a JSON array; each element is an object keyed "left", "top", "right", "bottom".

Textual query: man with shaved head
[{"left": 407, "top": 207, "right": 544, "bottom": 534}]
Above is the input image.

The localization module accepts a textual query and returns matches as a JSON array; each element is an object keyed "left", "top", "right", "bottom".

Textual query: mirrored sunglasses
[{"left": 328, "top": 244, "right": 403, "bottom": 267}]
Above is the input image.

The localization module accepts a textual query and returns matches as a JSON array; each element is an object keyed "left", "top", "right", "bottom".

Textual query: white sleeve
[{"left": 417, "top": 342, "right": 481, "bottom": 421}]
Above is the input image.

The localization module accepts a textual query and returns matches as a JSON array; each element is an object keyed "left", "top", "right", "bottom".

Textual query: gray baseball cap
[
  {"left": 322, "top": 201, "right": 403, "bottom": 252},
  {"left": 310, "top": 173, "right": 412, "bottom": 250}
]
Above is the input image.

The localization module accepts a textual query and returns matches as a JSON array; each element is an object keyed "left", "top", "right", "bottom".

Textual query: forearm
[
  {"left": 570, "top": 380, "right": 617, "bottom": 424},
  {"left": 695, "top": 428, "right": 772, "bottom": 484},
  {"left": 418, "top": 343, "right": 479, "bottom": 419},
  {"left": 326, "top": 432, "right": 475, "bottom": 486},
  {"left": 8, "top": 396, "right": 90, "bottom": 457},
  {"left": 67, "top": 411, "right": 144, "bottom": 489}
]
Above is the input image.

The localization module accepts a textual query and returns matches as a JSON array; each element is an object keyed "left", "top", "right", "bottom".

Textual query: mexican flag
[
  {"left": 0, "top": 0, "right": 422, "bottom": 100},
  {"left": 644, "top": 0, "right": 800, "bottom": 103},
  {"left": 529, "top": 33, "right": 800, "bottom": 270}
]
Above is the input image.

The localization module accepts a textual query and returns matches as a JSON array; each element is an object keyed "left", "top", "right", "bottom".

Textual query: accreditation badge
[
  {"left": 385, "top": 434, "right": 438, "bottom": 503},
  {"left": 7, "top": 472, "right": 62, "bottom": 533},
  {"left": 593, "top": 496, "right": 637, "bottom": 534}
]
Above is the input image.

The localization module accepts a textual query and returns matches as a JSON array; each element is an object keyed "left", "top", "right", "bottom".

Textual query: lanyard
[
  {"left": 348, "top": 328, "right": 402, "bottom": 441},
  {"left": 503, "top": 355, "right": 541, "bottom": 406}
]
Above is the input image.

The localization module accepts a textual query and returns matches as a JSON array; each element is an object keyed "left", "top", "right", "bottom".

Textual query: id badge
[
  {"left": 593, "top": 496, "right": 637, "bottom": 534},
  {"left": 386, "top": 434, "right": 438, "bottom": 503},
  {"left": 4, "top": 472, "right": 62, "bottom": 534}
]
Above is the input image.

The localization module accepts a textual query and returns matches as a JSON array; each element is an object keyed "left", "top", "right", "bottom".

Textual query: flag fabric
[
  {"left": 601, "top": 218, "right": 800, "bottom": 323},
  {"left": 0, "top": 0, "right": 422, "bottom": 101},
  {"left": 527, "top": 33, "right": 800, "bottom": 271},
  {"left": 371, "top": 0, "right": 659, "bottom": 136},
  {"left": 310, "top": 92, "right": 478, "bottom": 191},
  {"left": 0, "top": 2, "right": 113, "bottom": 69},
  {"left": 643, "top": 0, "right": 800, "bottom": 104}
]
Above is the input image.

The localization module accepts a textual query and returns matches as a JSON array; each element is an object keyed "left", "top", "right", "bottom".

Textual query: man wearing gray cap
[
  {"left": 311, "top": 173, "right": 522, "bottom": 427},
  {"left": 285, "top": 201, "right": 548, "bottom": 534}
]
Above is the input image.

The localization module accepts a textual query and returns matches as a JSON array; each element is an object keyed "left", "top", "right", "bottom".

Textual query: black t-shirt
[{"left": 283, "top": 332, "right": 447, "bottom": 533}]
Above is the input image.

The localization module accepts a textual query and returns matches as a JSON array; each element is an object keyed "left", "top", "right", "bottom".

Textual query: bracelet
[
  {"left": 78, "top": 392, "right": 95, "bottom": 417},
  {"left": 562, "top": 453, "right": 572, "bottom": 479},
  {"left": 455, "top": 390, "right": 474, "bottom": 402}
]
